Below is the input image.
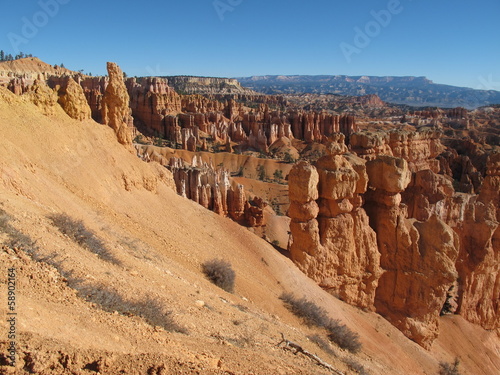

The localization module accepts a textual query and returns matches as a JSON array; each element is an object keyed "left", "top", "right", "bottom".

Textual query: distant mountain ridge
[
  {"left": 164, "top": 75, "right": 259, "bottom": 96},
  {"left": 237, "top": 75, "right": 500, "bottom": 109}
]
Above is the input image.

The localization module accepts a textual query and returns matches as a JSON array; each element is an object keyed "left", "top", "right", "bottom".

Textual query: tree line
[{"left": 0, "top": 51, "right": 34, "bottom": 62}]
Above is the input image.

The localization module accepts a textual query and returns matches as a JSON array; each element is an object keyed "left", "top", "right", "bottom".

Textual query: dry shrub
[
  {"left": 78, "top": 283, "right": 188, "bottom": 334},
  {"left": 307, "top": 334, "right": 335, "bottom": 356},
  {"left": 439, "top": 358, "right": 462, "bottom": 375},
  {"left": 280, "top": 292, "right": 330, "bottom": 327},
  {"left": 48, "top": 213, "right": 120, "bottom": 265},
  {"left": 344, "top": 357, "right": 370, "bottom": 375},
  {"left": 0, "top": 208, "right": 34, "bottom": 249},
  {"left": 202, "top": 259, "right": 235, "bottom": 293},
  {"left": 280, "top": 293, "right": 362, "bottom": 353},
  {"left": 326, "top": 320, "right": 362, "bottom": 354}
]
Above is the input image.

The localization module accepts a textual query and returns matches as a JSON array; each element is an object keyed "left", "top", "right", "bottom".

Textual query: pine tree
[{"left": 0, "top": 50, "right": 4, "bottom": 61}]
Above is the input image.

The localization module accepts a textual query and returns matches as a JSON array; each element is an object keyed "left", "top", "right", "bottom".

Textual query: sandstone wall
[
  {"left": 364, "top": 156, "right": 459, "bottom": 349},
  {"left": 350, "top": 127, "right": 444, "bottom": 173},
  {"left": 288, "top": 149, "right": 381, "bottom": 310}
]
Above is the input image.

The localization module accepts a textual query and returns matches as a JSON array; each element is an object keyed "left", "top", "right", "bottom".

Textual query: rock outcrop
[
  {"left": 24, "top": 78, "right": 59, "bottom": 116},
  {"left": 456, "top": 152, "right": 500, "bottom": 330},
  {"left": 351, "top": 127, "right": 444, "bottom": 173},
  {"left": 138, "top": 152, "right": 267, "bottom": 228},
  {"left": 101, "top": 63, "right": 134, "bottom": 145},
  {"left": 80, "top": 76, "right": 107, "bottom": 122},
  {"left": 56, "top": 77, "right": 92, "bottom": 121},
  {"left": 166, "top": 76, "right": 259, "bottom": 96},
  {"left": 364, "top": 156, "right": 459, "bottom": 348},
  {"left": 288, "top": 153, "right": 382, "bottom": 309},
  {"left": 127, "top": 77, "right": 182, "bottom": 137}
]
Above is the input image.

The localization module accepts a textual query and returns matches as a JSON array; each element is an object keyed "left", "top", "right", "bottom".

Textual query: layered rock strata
[
  {"left": 364, "top": 156, "right": 459, "bottom": 349},
  {"left": 288, "top": 151, "right": 381, "bottom": 309},
  {"left": 350, "top": 127, "right": 444, "bottom": 173},
  {"left": 455, "top": 153, "right": 500, "bottom": 329}
]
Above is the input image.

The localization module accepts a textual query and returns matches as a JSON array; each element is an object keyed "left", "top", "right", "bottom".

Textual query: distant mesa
[
  {"left": 164, "top": 76, "right": 259, "bottom": 96},
  {"left": 237, "top": 75, "right": 500, "bottom": 109}
]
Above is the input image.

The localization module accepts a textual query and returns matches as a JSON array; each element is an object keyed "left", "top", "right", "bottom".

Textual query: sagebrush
[
  {"left": 344, "top": 358, "right": 370, "bottom": 375},
  {"left": 307, "top": 334, "right": 335, "bottom": 356},
  {"left": 77, "top": 283, "right": 188, "bottom": 334},
  {"left": 326, "top": 319, "right": 362, "bottom": 354},
  {"left": 439, "top": 358, "right": 462, "bottom": 375},
  {"left": 280, "top": 292, "right": 330, "bottom": 327},
  {"left": 0, "top": 208, "right": 34, "bottom": 249},
  {"left": 202, "top": 258, "right": 235, "bottom": 293},
  {"left": 280, "top": 292, "right": 362, "bottom": 353},
  {"left": 48, "top": 213, "right": 120, "bottom": 265}
]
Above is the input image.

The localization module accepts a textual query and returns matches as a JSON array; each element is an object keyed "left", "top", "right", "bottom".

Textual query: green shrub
[
  {"left": 273, "top": 169, "right": 284, "bottom": 181},
  {"left": 284, "top": 151, "right": 296, "bottom": 164},
  {"left": 257, "top": 165, "right": 267, "bottom": 181}
]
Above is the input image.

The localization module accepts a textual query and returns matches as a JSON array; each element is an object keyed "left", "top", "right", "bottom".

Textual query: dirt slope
[
  {"left": 0, "top": 86, "right": 498, "bottom": 374},
  {"left": 0, "top": 57, "right": 76, "bottom": 76}
]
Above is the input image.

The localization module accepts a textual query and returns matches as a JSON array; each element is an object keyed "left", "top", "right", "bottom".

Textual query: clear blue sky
[{"left": 1, "top": 0, "right": 499, "bottom": 89}]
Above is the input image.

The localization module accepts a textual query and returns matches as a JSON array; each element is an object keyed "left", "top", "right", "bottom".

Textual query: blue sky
[{"left": 1, "top": 0, "right": 499, "bottom": 89}]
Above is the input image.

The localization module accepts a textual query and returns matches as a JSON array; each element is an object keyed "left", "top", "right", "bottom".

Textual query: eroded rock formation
[
  {"left": 101, "top": 62, "right": 134, "bottom": 145},
  {"left": 364, "top": 156, "right": 459, "bottom": 349},
  {"left": 127, "top": 77, "right": 182, "bottom": 136},
  {"left": 165, "top": 76, "right": 259, "bottom": 96},
  {"left": 350, "top": 127, "right": 444, "bottom": 173},
  {"left": 24, "top": 78, "right": 59, "bottom": 116},
  {"left": 288, "top": 150, "right": 382, "bottom": 310},
  {"left": 456, "top": 153, "right": 500, "bottom": 329},
  {"left": 400, "top": 153, "right": 499, "bottom": 332},
  {"left": 56, "top": 77, "right": 92, "bottom": 121},
  {"left": 288, "top": 153, "right": 465, "bottom": 348},
  {"left": 140, "top": 153, "right": 267, "bottom": 228}
]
